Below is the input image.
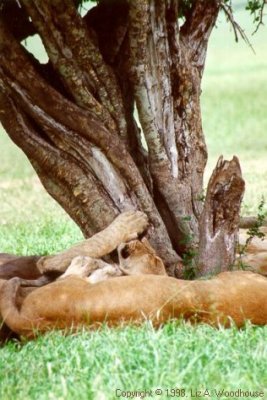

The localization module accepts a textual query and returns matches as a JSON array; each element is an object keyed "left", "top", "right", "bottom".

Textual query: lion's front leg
[
  {"left": 37, "top": 211, "right": 148, "bottom": 274},
  {"left": 59, "top": 256, "right": 108, "bottom": 280}
]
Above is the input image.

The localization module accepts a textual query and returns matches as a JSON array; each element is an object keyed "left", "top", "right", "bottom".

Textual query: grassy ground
[
  {"left": 202, "top": 8, "right": 267, "bottom": 214},
  {"left": 1, "top": 324, "right": 266, "bottom": 400},
  {"left": 0, "top": 5, "right": 267, "bottom": 400}
]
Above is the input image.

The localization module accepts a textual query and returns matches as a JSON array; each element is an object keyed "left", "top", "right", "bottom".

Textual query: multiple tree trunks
[{"left": 0, "top": 0, "right": 245, "bottom": 277}]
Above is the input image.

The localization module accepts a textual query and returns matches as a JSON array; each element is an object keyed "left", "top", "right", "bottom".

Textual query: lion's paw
[
  {"left": 113, "top": 211, "right": 148, "bottom": 242},
  {"left": 62, "top": 256, "right": 98, "bottom": 279}
]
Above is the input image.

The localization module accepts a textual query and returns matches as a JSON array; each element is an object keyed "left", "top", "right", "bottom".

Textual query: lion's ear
[
  {"left": 155, "top": 256, "right": 166, "bottom": 274},
  {"left": 141, "top": 238, "right": 156, "bottom": 254}
]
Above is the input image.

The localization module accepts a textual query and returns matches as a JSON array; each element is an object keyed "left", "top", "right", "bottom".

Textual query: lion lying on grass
[
  {"left": 1, "top": 271, "right": 267, "bottom": 339},
  {"left": 0, "top": 211, "right": 267, "bottom": 340},
  {"left": 36, "top": 211, "right": 150, "bottom": 275},
  {"left": 59, "top": 237, "right": 166, "bottom": 283}
]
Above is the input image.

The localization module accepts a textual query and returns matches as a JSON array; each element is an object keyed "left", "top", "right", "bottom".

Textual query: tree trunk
[
  {"left": 0, "top": 0, "right": 245, "bottom": 277},
  {"left": 197, "top": 156, "right": 245, "bottom": 276}
]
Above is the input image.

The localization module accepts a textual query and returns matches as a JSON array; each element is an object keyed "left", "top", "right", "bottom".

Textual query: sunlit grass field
[
  {"left": 0, "top": 5, "right": 267, "bottom": 400},
  {"left": 202, "top": 8, "right": 267, "bottom": 214},
  {"left": 1, "top": 324, "right": 266, "bottom": 400}
]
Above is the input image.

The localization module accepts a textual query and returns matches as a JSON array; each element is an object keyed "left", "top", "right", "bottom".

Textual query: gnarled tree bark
[
  {"left": 198, "top": 156, "right": 245, "bottom": 276},
  {"left": 0, "top": 0, "right": 245, "bottom": 277}
]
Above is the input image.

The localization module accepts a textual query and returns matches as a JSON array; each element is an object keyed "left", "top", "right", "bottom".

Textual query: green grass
[
  {"left": 0, "top": 5, "right": 267, "bottom": 400},
  {"left": 1, "top": 324, "right": 266, "bottom": 400},
  {"left": 202, "top": 9, "right": 267, "bottom": 214},
  {"left": 0, "top": 132, "right": 82, "bottom": 254}
]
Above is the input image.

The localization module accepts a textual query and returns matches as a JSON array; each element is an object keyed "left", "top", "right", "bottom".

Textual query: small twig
[
  {"left": 221, "top": 2, "right": 255, "bottom": 54},
  {"left": 252, "top": 1, "right": 265, "bottom": 34}
]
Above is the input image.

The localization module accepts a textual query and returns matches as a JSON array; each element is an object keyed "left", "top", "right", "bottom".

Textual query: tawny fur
[
  {"left": 0, "top": 282, "right": 36, "bottom": 343},
  {"left": 237, "top": 227, "right": 267, "bottom": 275},
  {"left": 0, "top": 254, "right": 41, "bottom": 280},
  {"left": 0, "top": 236, "right": 165, "bottom": 341},
  {"left": 59, "top": 256, "right": 122, "bottom": 283},
  {"left": 0, "top": 211, "right": 152, "bottom": 341},
  {"left": 118, "top": 238, "right": 167, "bottom": 276},
  {"left": 1, "top": 216, "right": 267, "bottom": 286},
  {"left": 1, "top": 213, "right": 267, "bottom": 341},
  {"left": 58, "top": 237, "right": 166, "bottom": 283},
  {"left": 1, "top": 271, "right": 267, "bottom": 338},
  {"left": 0, "top": 211, "right": 148, "bottom": 281},
  {"left": 37, "top": 211, "right": 149, "bottom": 274}
]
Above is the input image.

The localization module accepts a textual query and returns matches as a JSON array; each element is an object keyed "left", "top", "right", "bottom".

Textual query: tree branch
[
  {"left": 127, "top": 0, "right": 209, "bottom": 256},
  {"left": 221, "top": 2, "right": 254, "bottom": 52},
  {"left": 84, "top": 1, "right": 153, "bottom": 191},
  {"left": 180, "top": 0, "right": 221, "bottom": 69},
  {"left": 84, "top": 0, "right": 129, "bottom": 65},
  {"left": 0, "top": 19, "right": 180, "bottom": 271},
  {"left": 0, "top": 79, "right": 118, "bottom": 236},
  {"left": 19, "top": 0, "right": 128, "bottom": 140},
  {"left": 0, "top": 0, "right": 36, "bottom": 40}
]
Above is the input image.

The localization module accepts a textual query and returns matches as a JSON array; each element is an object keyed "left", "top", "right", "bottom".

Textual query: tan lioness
[
  {"left": 1, "top": 271, "right": 267, "bottom": 339},
  {"left": 0, "top": 210, "right": 151, "bottom": 289},
  {"left": 118, "top": 238, "right": 167, "bottom": 276},
  {"left": 0, "top": 211, "right": 150, "bottom": 342},
  {"left": 36, "top": 211, "right": 149, "bottom": 275},
  {"left": 56, "top": 237, "right": 167, "bottom": 284},
  {"left": 237, "top": 227, "right": 267, "bottom": 276},
  {"left": 0, "top": 236, "right": 166, "bottom": 342}
]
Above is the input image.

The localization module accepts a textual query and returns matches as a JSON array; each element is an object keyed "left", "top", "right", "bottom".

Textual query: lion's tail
[{"left": 0, "top": 278, "right": 33, "bottom": 337}]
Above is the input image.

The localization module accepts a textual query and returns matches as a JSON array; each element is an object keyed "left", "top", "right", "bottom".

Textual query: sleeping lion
[
  {"left": 0, "top": 270, "right": 267, "bottom": 339},
  {"left": 1, "top": 211, "right": 267, "bottom": 339}
]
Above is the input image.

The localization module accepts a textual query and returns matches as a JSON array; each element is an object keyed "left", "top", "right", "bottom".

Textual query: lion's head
[{"left": 117, "top": 238, "right": 167, "bottom": 276}]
